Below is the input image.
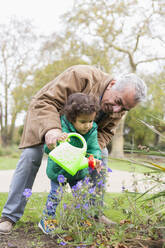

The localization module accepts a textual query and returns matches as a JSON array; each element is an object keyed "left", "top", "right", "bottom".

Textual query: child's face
[{"left": 72, "top": 112, "right": 96, "bottom": 135}]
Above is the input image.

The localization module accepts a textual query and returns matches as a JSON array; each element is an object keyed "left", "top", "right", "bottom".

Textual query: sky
[
  {"left": 0, "top": 0, "right": 74, "bottom": 126},
  {"left": 0, "top": 0, "right": 74, "bottom": 35}
]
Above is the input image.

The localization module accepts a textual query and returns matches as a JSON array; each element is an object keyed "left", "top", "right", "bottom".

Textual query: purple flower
[
  {"left": 63, "top": 203, "right": 67, "bottom": 210},
  {"left": 84, "top": 177, "right": 90, "bottom": 184},
  {"left": 107, "top": 167, "right": 112, "bottom": 172},
  {"left": 47, "top": 201, "right": 53, "bottom": 209},
  {"left": 57, "top": 175, "right": 65, "bottom": 183},
  {"left": 88, "top": 187, "right": 96, "bottom": 194},
  {"left": 60, "top": 241, "right": 67, "bottom": 245},
  {"left": 72, "top": 184, "right": 78, "bottom": 191},
  {"left": 76, "top": 181, "right": 83, "bottom": 189},
  {"left": 83, "top": 203, "right": 88, "bottom": 210},
  {"left": 97, "top": 180, "right": 104, "bottom": 187},
  {"left": 76, "top": 204, "right": 81, "bottom": 209},
  {"left": 23, "top": 188, "right": 32, "bottom": 198}
]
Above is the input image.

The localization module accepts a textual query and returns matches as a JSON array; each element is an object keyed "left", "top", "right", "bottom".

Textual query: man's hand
[{"left": 45, "top": 129, "right": 64, "bottom": 150}]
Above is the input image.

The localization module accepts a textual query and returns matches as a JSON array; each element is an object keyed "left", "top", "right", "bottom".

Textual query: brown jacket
[{"left": 19, "top": 65, "right": 125, "bottom": 149}]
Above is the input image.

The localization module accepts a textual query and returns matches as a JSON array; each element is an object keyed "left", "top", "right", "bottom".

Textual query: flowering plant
[
  {"left": 48, "top": 168, "right": 112, "bottom": 245},
  {"left": 23, "top": 188, "right": 32, "bottom": 199}
]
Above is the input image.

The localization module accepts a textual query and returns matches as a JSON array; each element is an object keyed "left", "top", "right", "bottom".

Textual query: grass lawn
[
  {"left": 0, "top": 157, "right": 19, "bottom": 170},
  {"left": 0, "top": 193, "right": 47, "bottom": 225},
  {"left": 0, "top": 154, "right": 160, "bottom": 173},
  {"left": 108, "top": 156, "right": 165, "bottom": 173},
  {"left": 0, "top": 192, "right": 131, "bottom": 225},
  {"left": 0, "top": 191, "right": 152, "bottom": 225}
]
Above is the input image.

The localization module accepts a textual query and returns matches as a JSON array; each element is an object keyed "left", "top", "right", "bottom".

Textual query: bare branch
[
  {"left": 110, "top": 43, "right": 136, "bottom": 71},
  {"left": 138, "top": 120, "right": 165, "bottom": 140},
  {"left": 133, "top": 34, "right": 141, "bottom": 53},
  {"left": 137, "top": 57, "right": 165, "bottom": 65}
]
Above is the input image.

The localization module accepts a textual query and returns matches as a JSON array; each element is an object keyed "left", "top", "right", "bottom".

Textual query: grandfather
[{"left": 0, "top": 65, "right": 147, "bottom": 234}]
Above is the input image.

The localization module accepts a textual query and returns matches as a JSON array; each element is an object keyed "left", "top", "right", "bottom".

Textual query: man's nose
[{"left": 112, "top": 105, "right": 122, "bottom": 113}]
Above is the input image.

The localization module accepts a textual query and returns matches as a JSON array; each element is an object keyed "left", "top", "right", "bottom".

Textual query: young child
[{"left": 38, "top": 93, "right": 102, "bottom": 234}]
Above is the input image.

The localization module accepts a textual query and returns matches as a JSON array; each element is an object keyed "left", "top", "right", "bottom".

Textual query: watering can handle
[
  {"left": 66, "top": 133, "right": 96, "bottom": 170},
  {"left": 65, "top": 132, "right": 87, "bottom": 151}
]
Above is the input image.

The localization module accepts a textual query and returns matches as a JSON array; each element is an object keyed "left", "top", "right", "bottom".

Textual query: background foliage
[{"left": 0, "top": 0, "right": 165, "bottom": 154}]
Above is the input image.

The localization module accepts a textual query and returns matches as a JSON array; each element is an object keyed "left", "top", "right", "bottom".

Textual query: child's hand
[
  {"left": 57, "top": 132, "right": 68, "bottom": 142},
  {"left": 95, "top": 159, "right": 102, "bottom": 174}
]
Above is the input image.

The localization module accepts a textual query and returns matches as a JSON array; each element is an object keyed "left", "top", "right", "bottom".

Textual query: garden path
[{"left": 0, "top": 157, "right": 163, "bottom": 193}]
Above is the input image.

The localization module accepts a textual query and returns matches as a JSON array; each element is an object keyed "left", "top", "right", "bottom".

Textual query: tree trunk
[
  {"left": 110, "top": 113, "right": 127, "bottom": 158},
  {"left": 8, "top": 111, "right": 18, "bottom": 145},
  {"left": 1, "top": 128, "right": 8, "bottom": 146},
  {"left": 154, "top": 133, "right": 160, "bottom": 146}
]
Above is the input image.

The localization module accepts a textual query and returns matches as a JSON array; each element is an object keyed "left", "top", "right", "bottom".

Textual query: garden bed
[{"left": 0, "top": 222, "right": 165, "bottom": 248}]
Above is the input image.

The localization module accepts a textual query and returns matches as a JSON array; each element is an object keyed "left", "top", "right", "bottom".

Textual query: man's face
[{"left": 101, "top": 82, "right": 137, "bottom": 114}]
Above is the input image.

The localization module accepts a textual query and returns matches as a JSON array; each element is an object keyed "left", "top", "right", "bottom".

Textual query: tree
[
  {"left": 0, "top": 18, "right": 37, "bottom": 146},
  {"left": 32, "top": 58, "right": 88, "bottom": 95},
  {"left": 56, "top": 0, "right": 165, "bottom": 157},
  {"left": 125, "top": 71, "right": 165, "bottom": 148}
]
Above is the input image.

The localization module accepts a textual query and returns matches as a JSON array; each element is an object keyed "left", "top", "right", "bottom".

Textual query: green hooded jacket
[{"left": 45, "top": 115, "right": 102, "bottom": 186}]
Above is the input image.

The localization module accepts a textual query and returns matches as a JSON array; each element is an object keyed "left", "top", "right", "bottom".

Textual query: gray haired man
[{"left": 0, "top": 65, "right": 147, "bottom": 234}]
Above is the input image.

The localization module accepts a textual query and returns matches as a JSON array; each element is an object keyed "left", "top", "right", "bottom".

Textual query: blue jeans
[
  {"left": 1, "top": 145, "right": 44, "bottom": 223},
  {"left": 43, "top": 181, "right": 61, "bottom": 219},
  {"left": 1, "top": 145, "right": 108, "bottom": 223}
]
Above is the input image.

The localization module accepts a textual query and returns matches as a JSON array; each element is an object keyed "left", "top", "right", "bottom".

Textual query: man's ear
[{"left": 107, "top": 80, "right": 116, "bottom": 89}]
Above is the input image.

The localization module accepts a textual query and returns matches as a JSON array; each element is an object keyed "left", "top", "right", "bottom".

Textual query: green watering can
[{"left": 49, "top": 133, "right": 96, "bottom": 176}]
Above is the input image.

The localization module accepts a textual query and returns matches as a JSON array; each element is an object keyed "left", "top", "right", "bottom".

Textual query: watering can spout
[{"left": 49, "top": 133, "right": 95, "bottom": 176}]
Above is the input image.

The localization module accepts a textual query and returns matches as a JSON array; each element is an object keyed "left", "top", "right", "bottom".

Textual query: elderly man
[{"left": 0, "top": 65, "right": 147, "bottom": 234}]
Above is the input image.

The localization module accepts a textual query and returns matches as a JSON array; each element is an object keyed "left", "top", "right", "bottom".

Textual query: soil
[{"left": 0, "top": 223, "right": 165, "bottom": 248}]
